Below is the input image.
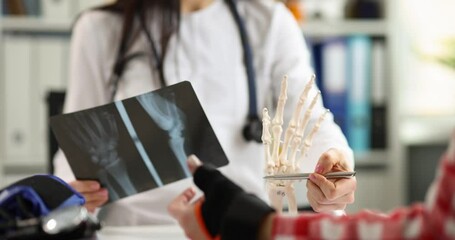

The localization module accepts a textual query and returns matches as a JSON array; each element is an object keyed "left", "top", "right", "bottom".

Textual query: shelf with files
[
  {"left": 1, "top": 16, "right": 72, "bottom": 33},
  {"left": 1, "top": 0, "right": 109, "bottom": 33},
  {"left": 302, "top": 19, "right": 390, "bottom": 169},
  {"left": 0, "top": 16, "right": 388, "bottom": 36},
  {"left": 301, "top": 19, "right": 387, "bottom": 37}
]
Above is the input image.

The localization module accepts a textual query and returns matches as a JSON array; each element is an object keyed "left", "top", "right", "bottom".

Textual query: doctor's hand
[
  {"left": 306, "top": 148, "right": 356, "bottom": 212},
  {"left": 168, "top": 155, "right": 274, "bottom": 240},
  {"left": 69, "top": 180, "right": 108, "bottom": 212}
]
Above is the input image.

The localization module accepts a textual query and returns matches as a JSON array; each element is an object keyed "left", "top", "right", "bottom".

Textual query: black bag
[{"left": 0, "top": 175, "right": 100, "bottom": 239}]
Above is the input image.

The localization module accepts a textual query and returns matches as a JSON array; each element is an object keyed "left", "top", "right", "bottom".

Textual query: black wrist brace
[
  {"left": 221, "top": 193, "right": 275, "bottom": 240},
  {"left": 193, "top": 165, "right": 244, "bottom": 237}
]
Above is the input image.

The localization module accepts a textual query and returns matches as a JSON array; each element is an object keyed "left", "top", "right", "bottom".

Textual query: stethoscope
[{"left": 110, "top": 0, "right": 263, "bottom": 143}]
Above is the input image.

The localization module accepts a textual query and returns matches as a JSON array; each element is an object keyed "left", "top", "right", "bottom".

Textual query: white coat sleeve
[
  {"left": 53, "top": 12, "right": 112, "bottom": 181},
  {"left": 267, "top": 4, "right": 354, "bottom": 171}
]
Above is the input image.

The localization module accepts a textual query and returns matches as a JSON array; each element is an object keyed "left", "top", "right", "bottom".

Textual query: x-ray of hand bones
[
  {"left": 137, "top": 92, "right": 191, "bottom": 177},
  {"left": 66, "top": 111, "right": 137, "bottom": 201},
  {"left": 262, "top": 75, "right": 328, "bottom": 214}
]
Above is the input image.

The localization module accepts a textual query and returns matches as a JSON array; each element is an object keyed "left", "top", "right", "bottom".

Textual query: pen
[{"left": 263, "top": 171, "right": 356, "bottom": 181}]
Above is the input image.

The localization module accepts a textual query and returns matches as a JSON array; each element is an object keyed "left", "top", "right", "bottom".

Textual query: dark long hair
[{"left": 97, "top": 0, "right": 181, "bottom": 88}]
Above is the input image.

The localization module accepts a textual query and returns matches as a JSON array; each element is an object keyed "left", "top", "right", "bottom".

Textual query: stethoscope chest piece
[{"left": 242, "top": 116, "right": 263, "bottom": 143}]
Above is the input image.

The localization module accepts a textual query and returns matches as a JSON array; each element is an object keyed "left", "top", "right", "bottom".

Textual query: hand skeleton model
[
  {"left": 263, "top": 75, "right": 328, "bottom": 214},
  {"left": 66, "top": 110, "right": 137, "bottom": 201}
]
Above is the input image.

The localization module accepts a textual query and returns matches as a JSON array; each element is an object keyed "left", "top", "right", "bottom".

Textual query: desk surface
[{"left": 96, "top": 225, "right": 186, "bottom": 240}]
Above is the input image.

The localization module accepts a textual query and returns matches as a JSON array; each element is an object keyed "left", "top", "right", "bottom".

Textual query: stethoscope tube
[
  {"left": 111, "top": 0, "right": 263, "bottom": 143},
  {"left": 225, "top": 0, "right": 263, "bottom": 143}
]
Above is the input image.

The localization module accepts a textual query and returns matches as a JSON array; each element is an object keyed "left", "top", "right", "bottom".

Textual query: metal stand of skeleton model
[{"left": 263, "top": 75, "right": 328, "bottom": 214}]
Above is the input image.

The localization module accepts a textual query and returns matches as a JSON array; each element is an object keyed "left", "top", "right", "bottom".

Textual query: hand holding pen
[{"left": 306, "top": 148, "right": 357, "bottom": 213}]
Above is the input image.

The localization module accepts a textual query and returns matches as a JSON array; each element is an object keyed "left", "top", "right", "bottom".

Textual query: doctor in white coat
[{"left": 54, "top": 0, "right": 356, "bottom": 226}]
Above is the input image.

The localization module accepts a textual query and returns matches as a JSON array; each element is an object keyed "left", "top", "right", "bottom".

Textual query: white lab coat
[{"left": 54, "top": 0, "right": 353, "bottom": 226}]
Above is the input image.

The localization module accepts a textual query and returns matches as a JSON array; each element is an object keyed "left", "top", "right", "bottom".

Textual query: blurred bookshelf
[
  {"left": 302, "top": 20, "right": 387, "bottom": 37},
  {"left": 295, "top": 0, "right": 390, "bottom": 170},
  {"left": 288, "top": 0, "right": 394, "bottom": 213},
  {"left": 2, "top": 16, "right": 71, "bottom": 33},
  {"left": 0, "top": 0, "right": 107, "bottom": 188},
  {"left": 1, "top": 0, "right": 108, "bottom": 33}
]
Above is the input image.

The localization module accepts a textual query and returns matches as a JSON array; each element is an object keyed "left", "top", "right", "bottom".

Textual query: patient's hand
[
  {"left": 168, "top": 155, "right": 274, "bottom": 239},
  {"left": 168, "top": 156, "right": 208, "bottom": 239},
  {"left": 70, "top": 180, "right": 109, "bottom": 212}
]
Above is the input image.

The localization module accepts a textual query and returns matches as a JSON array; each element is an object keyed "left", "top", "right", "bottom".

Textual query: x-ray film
[{"left": 50, "top": 81, "right": 229, "bottom": 202}]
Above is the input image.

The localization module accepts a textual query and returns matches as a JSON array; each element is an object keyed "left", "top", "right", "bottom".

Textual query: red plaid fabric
[{"left": 271, "top": 154, "right": 455, "bottom": 239}]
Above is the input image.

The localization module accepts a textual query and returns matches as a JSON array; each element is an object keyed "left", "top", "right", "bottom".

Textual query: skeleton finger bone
[
  {"left": 262, "top": 108, "right": 274, "bottom": 175},
  {"left": 295, "top": 109, "right": 329, "bottom": 172},
  {"left": 287, "top": 91, "right": 321, "bottom": 173},
  {"left": 271, "top": 76, "right": 288, "bottom": 171}
]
